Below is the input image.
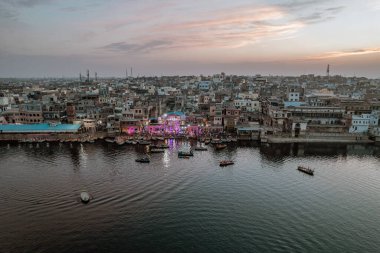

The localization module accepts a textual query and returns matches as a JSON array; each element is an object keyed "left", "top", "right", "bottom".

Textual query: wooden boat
[
  {"left": 194, "top": 146, "right": 208, "bottom": 151},
  {"left": 80, "top": 192, "right": 91, "bottom": 203},
  {"left": 215, "top": 143, "right": 227, "bottom": 150},
  {"left": 297, "top": 166, "right": 314, "bottom": 176},
  {"left": 116, "top": 140, "right": 125, "bottom": 145},
  {"left": 178, "top": 145, "right": 193, "bottom": 157},
  {"left": 135, "top": 157, "right": 150, "bottom": 163},
  {"left": 211, "top": 139, "right": 221, "bottom": 144},
  {"left": 156, "top": 144, "right": 169, "bottom": 149},
  {"left": 150, "top": 148, "right": 165, "bottom": 153},
  {"left": 138, "top": 140, "right": 151, "bottom": 145},
  {"left": 220, "top": 160, "right": 234, "bottom": 167},
  {"left": 105, "top": 138, "right": 115, "bottom": 143}
]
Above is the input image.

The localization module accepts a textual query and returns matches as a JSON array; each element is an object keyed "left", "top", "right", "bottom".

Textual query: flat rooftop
[{"left": 0, "top": 123, "right": 81, "bottom": 133}]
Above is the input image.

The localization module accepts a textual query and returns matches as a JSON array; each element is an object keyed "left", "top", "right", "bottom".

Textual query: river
[{"left": 1, "top": 141, "right": 379, "bottom": 252}]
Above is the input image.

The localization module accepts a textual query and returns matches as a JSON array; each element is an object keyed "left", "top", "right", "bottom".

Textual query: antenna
[{"left": 131, "top": 67, "right": 133, "bottom": 78}]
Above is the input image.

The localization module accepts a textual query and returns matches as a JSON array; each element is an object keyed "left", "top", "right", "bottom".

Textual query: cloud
[
  {"left": 0, "top": 0, "right": 52, "bottom": 8},
  {"left": 305, "top": 48, "right": 380, "bottom": 60},
  {"left": 0, "top": 6, "right": 16, "bottom": 19},
  {"left": 100, "top": 6, "right": 304, "bottom": 54},
  {"left": 101, "top": 40, "right": 173, "bottom": 53},
  {"left": 296, "top": 6, "right": 345, "bottom": 24},
  {"left": 0, "top": 0, "right": 52, "bottom": 20}
]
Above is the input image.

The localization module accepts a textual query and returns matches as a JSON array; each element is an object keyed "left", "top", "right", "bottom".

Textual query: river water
[{"left": 1, "top": 141, "right": 380, "bottom": 253}]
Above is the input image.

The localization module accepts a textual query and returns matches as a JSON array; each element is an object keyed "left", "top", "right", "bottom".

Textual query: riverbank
[{"left": 266, "top": 136, "right": 374, "bottom": 144}]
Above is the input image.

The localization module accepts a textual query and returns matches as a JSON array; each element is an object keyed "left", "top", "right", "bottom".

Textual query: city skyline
[{"left": 0, "top": 0, "right": 379, "bottom": 78}]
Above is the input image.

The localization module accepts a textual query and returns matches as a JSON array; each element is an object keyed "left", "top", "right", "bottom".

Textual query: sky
[{"left": 0, "top": 0, "right": 379, "bottom": 78}]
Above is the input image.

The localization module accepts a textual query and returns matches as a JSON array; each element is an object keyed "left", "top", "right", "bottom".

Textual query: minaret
[
  {"left": 126, "top": 67, "right": 128, "bottom": 79},
  {"left": 130, "top": 67, "right": 133, "bottom": 78},
  {"left": 95, "top": 72, "right": 98, "bottom": 81},
  {"left": 86, "top": 69, "right": 90, "bottom": 82},
  {"left": 79, "top": 73, "right": 82, "bottom": 82}
]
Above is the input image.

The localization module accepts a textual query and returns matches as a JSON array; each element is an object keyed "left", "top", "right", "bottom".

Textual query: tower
[
  {"left": 326, "top": 64, "right": 330, "bottom": 78},
  {"left": 79, "top": 73, "right": 82, "bottom": 82},
  {"left": 95, "top": 72, "right": 98, "bottom": 81},
  {"left": 126, "top": 67, "right": 128, "bottom": 79},
  {"left": 86, "top": 69, "right": 90, "bottom": 82}
]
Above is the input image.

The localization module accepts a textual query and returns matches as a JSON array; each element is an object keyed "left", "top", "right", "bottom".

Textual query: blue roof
[
  {"left": 166, "top": 111, "right": 185, "bottom": 116},
  {"left": 284, "top": 101, "right": 306, "bottom": 108},
  {"left": 0, "top": 123, "right": 81, "bottom": 133}
]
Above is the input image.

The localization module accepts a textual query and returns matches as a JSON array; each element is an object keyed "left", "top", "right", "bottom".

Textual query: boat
[
  {"left": 135, "top": 157, "right": 150, "bottom": 163},
  {"left": 220, "top": 160, "right": 234, "bottom": 167},
  {"left": 194, "top": 146, "right": 208, "bottom": 151},
  {"left": 116, "top": 140, "right": 125, "bottom": 145},
  {"left": 297, "top": 166, "right": 314, "bottom": 176},
  {"left": 150, "top": 148, "right": 165, "bottom": 153},
  {"left": 138, "top": 140, "right": 151, "bottom": 145},
  {"left": 204, "top": 138, "right": 211, "bottom": 145},
  {"left": 80, "top": 191, "right": 91, "bottom": 203},
  {"left": 211, "top": 139, "right": 221, "bottom": 144},
  {"left": 105, "top": 138, "right": 115, "bottom": 143},
  {"left": 178, "top": 145, "right": 193, "bottom": 157},
  {"left": 215, "top": 143, "right": 227, "bottom": 150},
  {"left": 156, "top": 144, "right": 169, "bottom": 149}
]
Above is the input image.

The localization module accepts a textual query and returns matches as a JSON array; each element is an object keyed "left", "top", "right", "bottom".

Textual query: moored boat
[
  {"left": 194, "top": 146, "right": 208, "bottom": 151},
  {"left": 178, "top": 145, "right": 193, "bottom": 157},
  {"left": 297, "top": 166, "right": 314, "bottom": 175},
  {"left": 135, "top": 157, "right": 150, "bottom": 163},
  {"left": 219, "top": 160, "right": 234, "bottom": 167},
  {"left": 105, "top": 138, "right": 115, "bottom": 143},
  {"left": 150, "top": 148, "right": 165, "bottom": 153},
  {"left": 215, "top": 143, "right": 227, "bottom": 150},
  {"left": 138, "top": 140, "right": 151, "bottom": 145}
]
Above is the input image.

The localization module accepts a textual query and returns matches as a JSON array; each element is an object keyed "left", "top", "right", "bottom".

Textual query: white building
[
  {"left": 349, "top": 114, "right": 371, "bottom": 133},
  {"left": 198, "top": 81, "right": 212, "bottom": 91},
  {"left": 288, "top": 91, "right": 300, "bottom": 102}
]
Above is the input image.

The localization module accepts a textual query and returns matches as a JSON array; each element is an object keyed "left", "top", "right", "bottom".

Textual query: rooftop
[{"left": 0, "top": 123, "right": 81, "bottom": 133}]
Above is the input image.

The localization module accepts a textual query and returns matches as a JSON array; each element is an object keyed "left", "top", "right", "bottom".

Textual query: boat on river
[
  {"left": 150, "top": 148, "right": 165, "bottom": 153},
  {"left": 80, "top": 192, "right": 91, "bottom": 203},
  {"left": 178, "top": 145, "right": 193, "bottom": 157},
  {"left": 135, "top": 157, "right": 150, "bottom": 163},
  {"left": 215, "top": 143, "right": 227, "bottom": 150},
  {"left": 138, "top": 140, "right": 151, "bottom": 145},
  {"left": 194, "top": 146, "right": 208, "bottom": 151},
  {"left": 297, "top": 166, "right": 314, "bottom": 175},
  {"left": 105, "top": 138, "right": 115, "bottom": 143},
  {"left": 220, "top": 160, "right": 234, "bottom": 167}
]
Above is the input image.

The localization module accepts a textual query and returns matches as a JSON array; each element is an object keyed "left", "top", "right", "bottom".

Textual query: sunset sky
[{"left": 0, "top": 0, "right": 379, "bottom": 78}]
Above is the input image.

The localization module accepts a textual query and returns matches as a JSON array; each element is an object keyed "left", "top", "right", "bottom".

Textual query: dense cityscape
[{"left": 1, "top": 71, "right": 380, "bottom": 144}]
